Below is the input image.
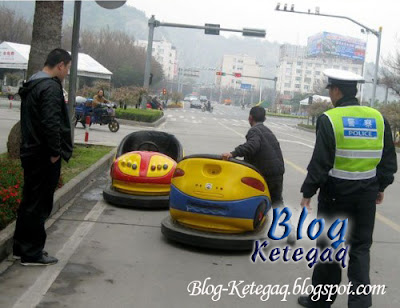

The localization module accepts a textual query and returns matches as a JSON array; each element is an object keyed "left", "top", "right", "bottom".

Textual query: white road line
[
  {"left": 191, "top": 116, "right": 195, "bottom": 120},
  {"left": 277, "top": 139, "right": 315, "bottom": 149},
  {"left": 13, "top": 201, "right": 107, "bottom": 308},
  {"left": 179, "top": 115, "right": 184, "bottom": 119}
]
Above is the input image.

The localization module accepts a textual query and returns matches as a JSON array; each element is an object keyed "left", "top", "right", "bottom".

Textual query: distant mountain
[
  {"left": 1, "top": 1, "right": 280, "bottom": 78},
  {"left": 1, "top": 1, "right": 396, "bottom": 100}
]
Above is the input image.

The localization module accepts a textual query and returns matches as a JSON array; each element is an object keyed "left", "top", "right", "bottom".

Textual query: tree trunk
[
  {"left": 27, "top": 1, "right": 64, "bottom": 79},
  {"left": 7, "top": 1, "right": 64, "bottom": 159}
]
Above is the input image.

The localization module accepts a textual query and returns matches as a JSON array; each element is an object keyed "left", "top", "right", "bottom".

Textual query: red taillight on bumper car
[
  {"left": 241, "top": 177, "right": 265, "bottom": 192},
  {"left": 173, "top": 168, "right": 185, "bottom": 178}
]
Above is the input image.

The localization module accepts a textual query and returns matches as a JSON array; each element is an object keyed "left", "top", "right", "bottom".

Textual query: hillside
[{"left": 0, "top": 1, "right": 280, "bottom": 78}]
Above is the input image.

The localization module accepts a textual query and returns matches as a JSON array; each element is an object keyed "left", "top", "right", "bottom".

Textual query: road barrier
[{"left": 84, "top": 116, "right": 90, "bottom": 142}]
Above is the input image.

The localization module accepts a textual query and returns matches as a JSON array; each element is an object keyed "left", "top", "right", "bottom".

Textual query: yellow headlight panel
[
  {"left": 117, "top": 153, "right": 141, "bottom": 177},
  {"left": 147, "top": 155, "right": 175, "bottom": 178}
]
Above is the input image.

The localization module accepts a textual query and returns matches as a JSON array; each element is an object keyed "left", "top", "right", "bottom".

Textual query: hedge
[
  {"left": 115, "top": 108, "right": 163, "bottom": 123},
  {"left": 266, "top": 112, "right": 307, "bottom": 119}
]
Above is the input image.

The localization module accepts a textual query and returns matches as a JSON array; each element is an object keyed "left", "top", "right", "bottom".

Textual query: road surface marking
[
  {"left": 218, "top": 122, "right": 400, "bottom": 234},
  {"left": 13, "top": 201, "right": 107, "bottom": 308},
  {"left": 278, "top": 139, "right": 315, "bottom": 149}
]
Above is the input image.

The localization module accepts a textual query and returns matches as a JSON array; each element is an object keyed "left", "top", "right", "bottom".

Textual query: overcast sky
[{"left": 127, "top": 0, "right": 399, "bottom": 63}]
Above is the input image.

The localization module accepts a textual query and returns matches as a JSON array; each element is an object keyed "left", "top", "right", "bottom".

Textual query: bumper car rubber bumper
[
  {"left": 103, "top": 184, "right": 169, "bottom": 209},
  {"left": 161, "top": 216, "right": 268, "bottom": 251}
]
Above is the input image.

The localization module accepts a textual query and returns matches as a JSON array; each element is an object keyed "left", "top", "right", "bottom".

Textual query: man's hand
[
  {"left": 300, "top": 197, "right": 312, "bottom": 212},
  {"left": 376, "top": 192, "right": 384, "bottom": 205},
  {"left": 50, "top": 156, "right": 60, "bottom": 164},
  {"left": 221, "top": 153, "right": 233, "bottom": 161}
]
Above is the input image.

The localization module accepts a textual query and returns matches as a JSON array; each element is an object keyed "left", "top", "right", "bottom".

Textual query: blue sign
[
  {"left": 343, "top": 117, "right": 376, "bottom": 129},
  {"left": 343, "top": 117, "right": 377, "bottom": 139},
  {"left": 240, "top": 83, "right": 252, "bottom": 90}
]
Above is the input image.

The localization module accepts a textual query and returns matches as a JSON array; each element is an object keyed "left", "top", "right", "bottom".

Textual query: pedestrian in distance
[
  {"left": 14, "top": 48, "right": 73, "bottom": 266},
  {"left": 298, "top": 69, "right": 397, "bottom": 308}
]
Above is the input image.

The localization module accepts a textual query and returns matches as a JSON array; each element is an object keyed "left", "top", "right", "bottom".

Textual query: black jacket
[
  {"left": 19, "top": 76, "right": 72, "bottom": 162},
  {"left": 301, "top": 97, "right": 397, "bottom": 199},
  {"left": 231, "top": 123, "right": 285, "bottom": 180}
]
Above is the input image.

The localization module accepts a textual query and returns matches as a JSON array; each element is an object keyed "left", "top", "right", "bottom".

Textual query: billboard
[{"left": 307, "top": 32, "right": 366, "bottom": 61}]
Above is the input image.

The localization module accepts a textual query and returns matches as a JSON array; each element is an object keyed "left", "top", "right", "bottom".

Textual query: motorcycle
[
  {"left": 201, "top": 102, "right": 213, "bottom": 113},
  {"left": 74, "top": 99, "right": 120, "bottom": 132}
]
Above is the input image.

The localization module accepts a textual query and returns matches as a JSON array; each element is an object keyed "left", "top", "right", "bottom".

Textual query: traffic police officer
[{"left": 298, "top": 69, "right": 397, "bottom": 307}]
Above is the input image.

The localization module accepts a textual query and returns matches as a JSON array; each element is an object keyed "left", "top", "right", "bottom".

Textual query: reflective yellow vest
[{"left": 324, "top": 106, "right": 384, "bottom": 180}]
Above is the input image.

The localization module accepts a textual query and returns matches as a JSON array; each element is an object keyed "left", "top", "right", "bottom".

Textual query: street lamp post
[
  {"left": 68, "top": 0, "right": 82, "bottom": 143},
  {"left": 275, "top": 4, "right": 382, "bottom": 107}
]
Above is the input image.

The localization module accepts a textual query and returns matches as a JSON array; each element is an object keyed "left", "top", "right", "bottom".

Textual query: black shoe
[
  {"left": 21, "top": 254, "right": 58, "bottom": 266},
  {"left": 13, "top": 250, "right": 48, "bottom": 260},
  {"left": 298, "top": 296, "right": 314, "bottom": 307}
]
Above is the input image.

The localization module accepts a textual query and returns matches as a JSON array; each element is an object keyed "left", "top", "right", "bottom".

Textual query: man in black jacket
[
  {"left": 222, "top": 106, "right": 285, "bottom": 206},
  {"left": 13, "top": 49, "right": 72, "bottom": 266}
]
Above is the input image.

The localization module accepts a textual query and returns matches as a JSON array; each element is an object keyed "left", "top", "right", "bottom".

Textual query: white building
[
  {"left": 276, "top": 32, "right": 365, "bottom": 98},
  {"left": 217, "top": 54, "right": 261, "bottom": 90},
  {"left": 136, "top": 40, "right": 177, "bottom": 80},
  {"left": 0, "top": 41, "right": 113, "bottom": 80}
]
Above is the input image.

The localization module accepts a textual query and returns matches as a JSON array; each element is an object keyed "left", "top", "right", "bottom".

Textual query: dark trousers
[
  {"left": 265, "top": 176, "right": 283, "bottom": 207},
  {"left": 13, "top": 156, "right": 61, "bottom": 260},
  {"left": 311, "top": 194, "right": 376, "bottom": 308}
]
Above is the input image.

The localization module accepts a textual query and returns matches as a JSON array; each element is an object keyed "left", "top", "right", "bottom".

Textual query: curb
[
  {"left": 0, "top": 147, "right": 116, "bottom": 263},
  {"left": 117, "top": 115, "right": 166, "bottom": 128}
]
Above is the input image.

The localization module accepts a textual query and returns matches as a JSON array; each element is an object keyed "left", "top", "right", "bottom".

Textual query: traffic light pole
[
  {"left": 142, "top": 16, "right": 266, "bottom": 108},
  {"left": 142, "top": 15, "right": 156, "bottom": 108}
]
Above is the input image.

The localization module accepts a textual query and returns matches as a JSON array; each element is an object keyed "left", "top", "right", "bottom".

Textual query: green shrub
[
  {"left": 0, "top": 156, "right": 23, "bottom": 229},
  {"left": 0, "top": 145, "right": 113, "bottom": 230},
  {"left": 266, "top": 112, "right": 307, "bottom": 119},
  {"left": 115, "top": 108, "right": 163, "bottom": 123}
]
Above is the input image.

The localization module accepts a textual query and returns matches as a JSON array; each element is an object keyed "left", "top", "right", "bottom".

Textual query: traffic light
[
  {"left": 149, "top": 73, "right": 153, "bottom": 86},
  {"left": 216, "top": 71, "right": 226, "bottom": 76},
  {"left": 308, "top": 96, "right": 313, "bottom": 105},
  {"left": 163, "top": 88, "right": 167, "bottom": 95},
  {"left": 205, "top": 23, "right": 220, "bottom": 35},
  {"left": 234, "top": 72, "right": 242, "bottom": 78}
]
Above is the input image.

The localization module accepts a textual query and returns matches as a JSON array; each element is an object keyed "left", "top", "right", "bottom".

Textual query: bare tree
[
  {"left": 312, "top": 79, "right": 329, "bottom": 96},
  {"left": 381, "top": 49, "right": 400, "bottom": 96},
  {"left": 62, "top": 26, "right": 163, "bottom": 87},
  {"left": 27, "top": 1, "right": 64, "bottom": 78},
  {"left": 0, "top": 6, "right": 32, "bottom": 44}
]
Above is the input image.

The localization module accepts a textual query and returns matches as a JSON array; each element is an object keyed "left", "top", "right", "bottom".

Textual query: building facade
[
  {"left": 276, "top": 32, "right": 365, "bottom": 98},
  {"left": 136, "top": 40, "right": 178, "bottom": 80},
  {"left": 217, "top": 54, "right": 261, "bottom": 90}
]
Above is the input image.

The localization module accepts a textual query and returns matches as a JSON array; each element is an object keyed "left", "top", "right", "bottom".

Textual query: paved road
[{"left": 0, "top": 104, "right": 399, "bottom": 307}]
